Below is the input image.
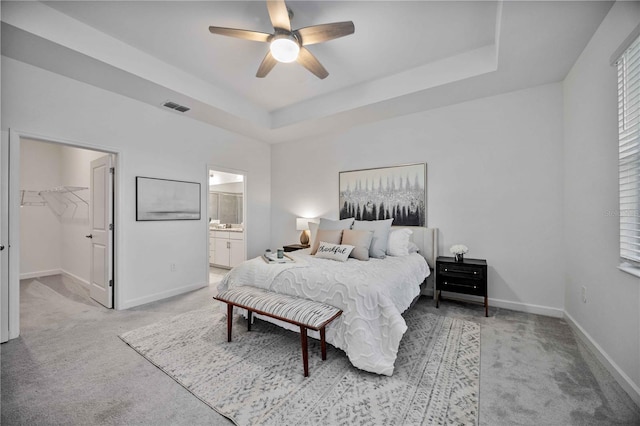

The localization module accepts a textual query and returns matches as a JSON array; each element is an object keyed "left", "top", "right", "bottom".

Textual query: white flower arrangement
[{"left": 449, "top": 244, "right": 469, "bottom": 255}]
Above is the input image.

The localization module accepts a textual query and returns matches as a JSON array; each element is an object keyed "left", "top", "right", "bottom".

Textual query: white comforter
[{"left": 218, "top": 249, "right": 430, "bottom": 376}]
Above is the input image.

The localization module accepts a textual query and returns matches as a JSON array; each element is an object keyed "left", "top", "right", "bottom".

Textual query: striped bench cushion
[{"left": 216, "top": 286, "right": 341, "bottom": 330}]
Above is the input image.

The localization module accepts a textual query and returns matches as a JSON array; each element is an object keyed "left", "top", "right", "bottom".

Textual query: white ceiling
[{"left": 2, "top": 1, "right": 613, "bottom": 143}]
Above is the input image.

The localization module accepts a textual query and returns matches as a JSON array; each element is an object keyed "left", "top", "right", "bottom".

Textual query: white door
[
  {"left": 1, "top": 135, "right": 9, "bottom": 342},
  {"left": 89, "top": 155, "right": 113, "bottom": 308}
]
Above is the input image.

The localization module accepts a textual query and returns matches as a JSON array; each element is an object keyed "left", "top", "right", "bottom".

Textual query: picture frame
[
  {"left": 339, "top": 163, "right": 427, "bottom": 227},
  {"left": 136, "top": 176, "right": 201, "bottom": 221}
]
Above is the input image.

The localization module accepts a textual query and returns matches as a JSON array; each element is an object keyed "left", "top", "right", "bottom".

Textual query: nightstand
[
  {"left": 436, "top": 256, "right": 488, "bottom": 317},
  {"left": 283, "top": 244, "right": 310, "bottom": 252}
]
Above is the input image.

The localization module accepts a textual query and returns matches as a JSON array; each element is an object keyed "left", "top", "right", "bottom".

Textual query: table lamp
[{"left": 296, "top": 218, "right": 310, "bottom": 245}]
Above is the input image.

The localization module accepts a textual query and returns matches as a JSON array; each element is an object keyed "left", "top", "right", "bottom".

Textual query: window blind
[{"left": 618, "top": 33, "right": 640, "bottom": 264}]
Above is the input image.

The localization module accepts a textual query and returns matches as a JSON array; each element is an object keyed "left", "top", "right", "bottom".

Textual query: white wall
[
  {"left": 563, "top": 1, "right": 640, "bottom": 401},
  {"left": 19, "top": 139, "right": 62, "bottom": 277},
  {"left": 3, "top": 56, "right": 271, "bottom": 309},
  {"left": 272, "top": 83, "right": 565, "bottom": 316}
]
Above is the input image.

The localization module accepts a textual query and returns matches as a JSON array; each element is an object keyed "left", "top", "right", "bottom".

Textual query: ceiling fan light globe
[{"left": 270, "top": 37, "right": 300, "bottom": 63}]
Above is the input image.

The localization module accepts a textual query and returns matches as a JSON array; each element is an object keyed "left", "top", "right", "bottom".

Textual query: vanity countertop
[{"left": 211, "top": 227, "right": 243, "bottom": 233}]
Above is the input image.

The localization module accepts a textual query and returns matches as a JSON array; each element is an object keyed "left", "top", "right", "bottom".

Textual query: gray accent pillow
[
  {"left": 311, "top": 229, "right": 344, "bottom": 255},
  {"left": 352, "top": 219, "right": 394, "bottom": 258},
  {"left": 341, "top": 229, "right": 374, "bottom": 261}
]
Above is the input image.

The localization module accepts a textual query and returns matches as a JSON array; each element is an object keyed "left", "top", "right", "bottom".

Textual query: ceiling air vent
[{"left": 162, "top": 101, "right": 190, "bottom": 113}]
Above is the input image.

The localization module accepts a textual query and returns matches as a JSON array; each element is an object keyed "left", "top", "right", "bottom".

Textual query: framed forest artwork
[{"left": 339, "top": 163, "right": 426, "bottom": 226}]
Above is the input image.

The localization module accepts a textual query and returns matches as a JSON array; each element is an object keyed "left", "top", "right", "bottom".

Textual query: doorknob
[{"left": 85, "top": 234, "right": 93, "bottom": 239}]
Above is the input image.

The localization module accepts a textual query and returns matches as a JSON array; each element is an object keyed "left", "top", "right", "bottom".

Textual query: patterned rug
[{"left": 120, "top": 302, "right": 480, "bottom": 425}]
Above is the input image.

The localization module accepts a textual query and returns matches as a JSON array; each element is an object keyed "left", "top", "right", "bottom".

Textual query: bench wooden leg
[
  {"left": 247, "top": 310, "right": 253, "bottom": 331},
  {"left": 300, "top": 326, "right": 309, "bottom": 377},
  {"left": 227, "top": 303, "right": 233, "bottom": 342},
  {"left": 320, "top": 327, "right": 327, "bottom": 361}
]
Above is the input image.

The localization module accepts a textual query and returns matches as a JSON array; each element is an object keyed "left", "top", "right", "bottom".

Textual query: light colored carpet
[{"left": 120, "top": 302, "right": 480, "bottom": 426}]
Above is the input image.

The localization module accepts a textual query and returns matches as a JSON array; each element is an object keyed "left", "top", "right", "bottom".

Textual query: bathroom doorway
[{"left": 207, "top": 168, "right": 246, "bottom": 285}]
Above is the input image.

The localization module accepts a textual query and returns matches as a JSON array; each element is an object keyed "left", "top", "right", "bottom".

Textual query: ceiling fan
[{"left": 208, "top": 0, "right": 355, "bottom": 79}]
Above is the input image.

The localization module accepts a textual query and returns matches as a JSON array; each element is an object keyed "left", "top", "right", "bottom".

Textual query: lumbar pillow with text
[
  {"left": 315, "top": 242, "right": 354, "bottom": 262},
  {"left": 310, "top": 229, "right": 344, "bottom": 255},
  {"left": 341, "top": 229, "right": 374, "bottom": 260}
]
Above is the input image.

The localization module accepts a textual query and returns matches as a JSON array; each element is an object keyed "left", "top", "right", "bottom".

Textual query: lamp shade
[{"left": 296, "top": 218, "right": 310, "bottom": 231}]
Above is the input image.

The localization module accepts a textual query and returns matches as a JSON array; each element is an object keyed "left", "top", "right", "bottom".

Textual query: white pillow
[
  {"left": 352, "top": 219, "right": 393, "bottom": 258},
  {"left": 408, "top": 242, "right": 419, "bottom": 254},
  {"left": 315, "top": 241, "right": 354, "bottom": 262},
  {"left": 387, "top": 228, "right": 413, "bottom": 256},
  {"left": 308, "top": 222, "right": 319, "bottom": 249},
  {"left": 319, "top": 217, "right": 355, "bottom": 230}
]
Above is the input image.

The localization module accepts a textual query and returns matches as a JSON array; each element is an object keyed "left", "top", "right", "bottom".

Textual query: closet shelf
[{"left": 21, "top": 186, "right": 89, "bottom": 218}]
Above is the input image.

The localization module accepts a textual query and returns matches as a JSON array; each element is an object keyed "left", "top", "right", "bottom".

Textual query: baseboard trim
[
  {"left": 438, "top": 291, "right": 564, "bottom": 318},
  {"left": 490, "top": 297, "right": 564, "bottom": 318},
  {"left": 61, "top": 269, "right": 89, "bottom": 289},
  {"left": 119, "top": 282, "right": 208, "bottom": 310},
  {"left": 20, "top": 269, "right": 62, "bottom": 280},
  {"left": 564, "top": 311, "right": 640, "bottom": 407}
]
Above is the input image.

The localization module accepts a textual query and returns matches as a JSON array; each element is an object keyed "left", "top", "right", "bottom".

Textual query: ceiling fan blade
[
  {"left": 267, "top": 0, "right": 291, "bottom": 31},
  {"left": 209, "top": 26, "right": 271, "bottom": 43},
  {"left": 297, "top": 47, "right": 328, "bottom": 79},
  {"left": 295, "top": 21, "right": 355, "bottom": 46},
  {"left": 256, "top": 51, "right": 278, "bottom": 78}
]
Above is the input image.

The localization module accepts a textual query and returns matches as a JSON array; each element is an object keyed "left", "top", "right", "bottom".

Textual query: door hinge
[
  {"left": 109, "top": 223, "right": 114, "bottom": 231},
  {"left": 109, "top": 167, "right": 115, "bottom": 174},
  {"left": 109, "top": 279, "right": 113, "bottom": 287}
]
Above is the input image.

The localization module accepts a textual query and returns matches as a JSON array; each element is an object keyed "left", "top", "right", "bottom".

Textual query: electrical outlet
[
  {"left": 581, "top": 286, "right": 587, "bottom": 303},
  {"left": 170, "top": 263, "right": 176, "bottom": 272}
]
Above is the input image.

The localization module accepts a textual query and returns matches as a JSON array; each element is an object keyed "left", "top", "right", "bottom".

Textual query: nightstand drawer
[
  {"left": 438, "top": 278, "right": 485, "bottom": 296},
  {"left": 438, "top": 264, "right": 484, "bottom": 280}
]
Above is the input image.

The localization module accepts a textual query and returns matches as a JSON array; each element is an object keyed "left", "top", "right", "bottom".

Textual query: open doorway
[
  {"left": 207, "top": 168, "right": 245, "bottom": 285},
  {"left": 2, "top": 134, "right": 116, "bottom": 342}
]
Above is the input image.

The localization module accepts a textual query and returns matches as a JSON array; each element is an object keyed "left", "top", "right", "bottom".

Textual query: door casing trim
[{"left": 5, "top": 128, "right": 122, "bottom": 340}]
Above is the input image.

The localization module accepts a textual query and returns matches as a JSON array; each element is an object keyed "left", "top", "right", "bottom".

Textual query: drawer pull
[
  {"left": 442, "top": 282, "right": 478, "bottom": 290},
  {"left": 444, "top": 268, "right": 448, "bottom": 272},
  {"left": 474, "top": 271, "right": 478, "bottom": 275}
]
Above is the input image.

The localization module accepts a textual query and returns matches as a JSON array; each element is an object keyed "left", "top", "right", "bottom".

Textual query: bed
[{"left": 218, "top": 226, "right": 438, "bottom": 376}]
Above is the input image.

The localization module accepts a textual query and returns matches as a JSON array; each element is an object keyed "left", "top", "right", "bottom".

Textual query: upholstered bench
[{"left": 214, "top": 286, "right": 342, "bottom": 377}]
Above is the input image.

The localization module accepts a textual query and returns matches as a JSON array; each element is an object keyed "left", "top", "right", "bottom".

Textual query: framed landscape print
[
  {"left": 136, "top": 176, "right": 201, "bottom": 221},
  {"left": 339, "top": 163, "right": 426, "bottom": 226}
]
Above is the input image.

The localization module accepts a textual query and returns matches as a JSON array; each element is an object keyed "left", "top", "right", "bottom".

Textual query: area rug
[{"left": 120, "top": 302, "right": 480, "bottom": 425}]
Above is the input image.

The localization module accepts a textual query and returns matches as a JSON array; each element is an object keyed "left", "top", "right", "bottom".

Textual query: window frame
[{"left": 616, "top": 30, "right": 640, "bottom": 272}]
